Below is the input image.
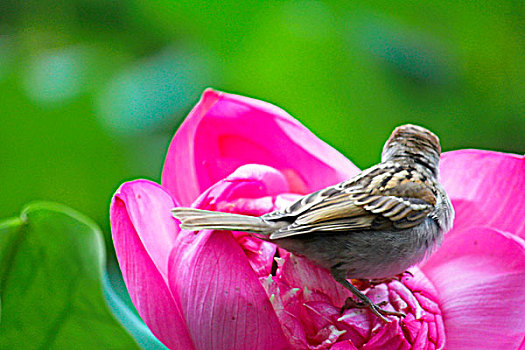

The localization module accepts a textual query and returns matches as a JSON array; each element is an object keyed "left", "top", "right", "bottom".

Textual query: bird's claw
[{"left": 341, "top": 296, "right": 406, "bottom": 323}]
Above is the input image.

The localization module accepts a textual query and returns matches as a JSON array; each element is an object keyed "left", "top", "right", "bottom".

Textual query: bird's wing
[{"left": 267, "top": 165, "right": 437, "bottom": 239}]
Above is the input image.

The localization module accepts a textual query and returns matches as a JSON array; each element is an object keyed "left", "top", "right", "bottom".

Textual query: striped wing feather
[{"left": 267, "top": 171, "right": 436, "bottom": 239}]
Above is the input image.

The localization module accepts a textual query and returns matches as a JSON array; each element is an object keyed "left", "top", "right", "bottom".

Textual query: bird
[{"left": 172, "top": 124, "right": 454, "bottom": 322}]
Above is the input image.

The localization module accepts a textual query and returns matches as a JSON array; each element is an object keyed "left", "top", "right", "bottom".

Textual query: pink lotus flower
[{"left": 110, "top": 89, "right": 525, "bottom": 350}]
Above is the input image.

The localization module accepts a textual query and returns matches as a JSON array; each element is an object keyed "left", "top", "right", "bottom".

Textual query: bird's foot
[
  {"left": 333, "top": 271, "right": 406, "bottom": 323},
  {"left": 341, "top": 296, "right": 405, "bottom": 322}
]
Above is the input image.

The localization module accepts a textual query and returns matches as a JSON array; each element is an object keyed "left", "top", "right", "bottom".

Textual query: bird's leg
[
  {"left": 341, "top": 296, "right": 388, "bottom": 310},
  {"left": 333, "top": 273, "right": 405, "bottom": 323}
]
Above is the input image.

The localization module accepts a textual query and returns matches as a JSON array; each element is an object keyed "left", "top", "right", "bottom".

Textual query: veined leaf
[{"left": 0, "top": 202, "right": 140, "bottom": 349}]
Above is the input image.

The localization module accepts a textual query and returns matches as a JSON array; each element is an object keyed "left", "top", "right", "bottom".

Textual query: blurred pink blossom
[{"left": 111, "top": 89, "right": 525, "bottom": 349}]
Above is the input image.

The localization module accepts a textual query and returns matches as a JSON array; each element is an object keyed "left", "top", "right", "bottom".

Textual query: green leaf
[{"left": 0, "top": 202, "right": 140, "bottom": 349}]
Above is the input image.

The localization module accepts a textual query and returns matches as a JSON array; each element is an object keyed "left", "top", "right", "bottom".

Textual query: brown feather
[{"left": 263, "top": 162, "right": 437, "bottom": 239}]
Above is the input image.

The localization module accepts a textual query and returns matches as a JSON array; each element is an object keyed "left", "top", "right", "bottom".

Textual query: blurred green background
[{"left": 1, "top": 0, "right": 523, "bottom": 243}]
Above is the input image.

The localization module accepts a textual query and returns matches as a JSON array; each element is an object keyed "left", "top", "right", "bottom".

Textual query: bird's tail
[{"left": 172, "top": 208, "right": 278, "bottom": 234}]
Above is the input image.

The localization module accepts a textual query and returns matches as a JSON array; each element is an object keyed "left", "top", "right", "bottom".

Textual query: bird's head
[{"left": 382, "top": 124, "right": 441, "bottom": 176}]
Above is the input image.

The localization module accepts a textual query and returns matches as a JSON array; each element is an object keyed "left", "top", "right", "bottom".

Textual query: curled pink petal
[
  {"left": 191, "top": 164, "right": 289, "bottom": 276},
  {"left": 191, "top": 163, "right": 290, "bottom": 212},
  {"left": 440, "top": 150, "right": 524, "bottom": 236},
  {"left": 361, "top": 318, "right": 409, "bottom": 350},
  {"left": 111, "top": 180, "right": 194, "bottom": 349},
  {"left": 162, "top": 89, "right": 359, "bottom": 205},
  {"left": 168, "top": 228, "right": 289, "bottom": 350},
  {"left": 276, "top": 252, "right": 350, "bottom": 307},
  {"left": 113, "top": 180, "right": 180, "bottom": 277},
  {"left": 421, "top": 226, "right": 525, "bottom": 349}
]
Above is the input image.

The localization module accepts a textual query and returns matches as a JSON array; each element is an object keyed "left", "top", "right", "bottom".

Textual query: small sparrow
[{"left": 172, "top": 124, "right": 454, "bottom": 322}]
